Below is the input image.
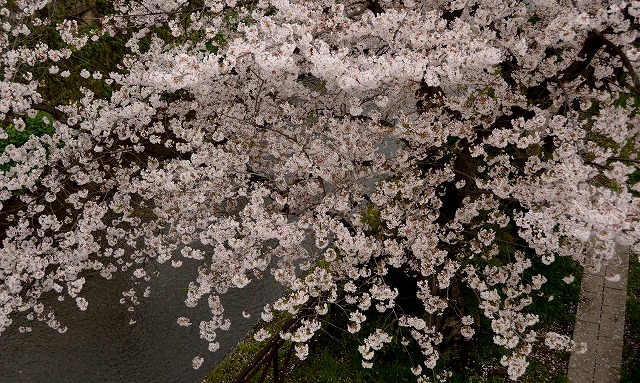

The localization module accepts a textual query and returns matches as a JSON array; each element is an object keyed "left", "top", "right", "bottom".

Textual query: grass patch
[
  {"left": 286, "top": 311, "right": 417, "bottom": 383},
  {"left": 0, "top": 112, "right": 55, "bottom": 155},
  {"left": 453, "top": 256, "right": 580, "bottom": 383},
  {"left": 285, "top": 339, "right": 417, "bottom": 383},
  {"left": 621, "top": 251, "right": 640, "bottom": 383},
  {"left": 1, "top": 112, "right": 57, "bottom": 173},
  {"left": 285, "top": 255, "right": 582, "bottom": 383}
]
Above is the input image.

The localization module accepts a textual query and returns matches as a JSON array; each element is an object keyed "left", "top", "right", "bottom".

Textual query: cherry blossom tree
[{"left": 1, "top": 0, "right": 640, "bottom": 380}]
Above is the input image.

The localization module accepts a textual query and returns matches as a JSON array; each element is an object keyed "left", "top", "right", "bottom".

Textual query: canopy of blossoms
[{"left": 1, "top": 0, "right": 639, "bottom": 380}]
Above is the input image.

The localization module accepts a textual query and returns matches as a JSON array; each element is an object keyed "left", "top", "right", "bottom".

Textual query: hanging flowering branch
[{"left": 1, "top": 0, "right": 639, "bottom": 380}]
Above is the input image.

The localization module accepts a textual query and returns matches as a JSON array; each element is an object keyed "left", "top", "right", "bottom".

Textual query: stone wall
[{"left": 59, "top": 0, "right": 98, "bottom": 25}]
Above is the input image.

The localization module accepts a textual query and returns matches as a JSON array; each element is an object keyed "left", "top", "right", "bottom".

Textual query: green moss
[
  {"left": 579, "top": 99, "right": 601, "bottom": 122},
  {"left": 360, "top": 205, "right": 383, "bottom": 235},
  {"left": 37, "top": 31, "right": 129, "bottom": 105},
  {"left": 1, "top": 111, "right": 56, "bottom": 155},
  {"left": 525, "top": 144, "right": 543, "bottom": 158}
]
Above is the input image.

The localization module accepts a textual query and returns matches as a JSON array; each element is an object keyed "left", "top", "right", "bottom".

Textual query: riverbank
[
  {"left": 206, "top": 255, "right": 583, "bottom": 383},
  {"left": 204, "top": 304, "right": 295, "bottom": 383}
]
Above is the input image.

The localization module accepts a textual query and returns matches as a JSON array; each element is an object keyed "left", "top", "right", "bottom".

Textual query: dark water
[
  {"left": 0, "top": 136, "right": 398, "bottom": 383},
  {"left": 0, "top": 257, "right": 283, "bottom": 383}
]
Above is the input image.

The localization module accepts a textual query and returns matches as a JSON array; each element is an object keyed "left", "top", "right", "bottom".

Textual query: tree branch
[
  {"left": 608, "top": 157, "right": 640, "bottom": 165},
  {"left": 31, "top": 103, "right": 78, "bottom": 128},
  {"left": 591, "top": 30, "right": 640, "bottom": 96}
]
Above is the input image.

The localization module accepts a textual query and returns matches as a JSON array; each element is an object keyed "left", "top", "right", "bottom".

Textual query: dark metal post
[{"left": 273, "top": 343, "right": 279, "bottom": 383}]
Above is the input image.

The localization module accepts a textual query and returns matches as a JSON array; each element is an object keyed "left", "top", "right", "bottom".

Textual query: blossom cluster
[{"left": 1, "top": 0, "right": 639, "bottom": 380}]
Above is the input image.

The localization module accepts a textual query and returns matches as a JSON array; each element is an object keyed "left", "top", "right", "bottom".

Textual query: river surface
[
  {"left": 0, "top": 256, "right": 283, "bottom": 383},
  {"left": 0, "top": 132, "right": 400, "bottom": 383}
]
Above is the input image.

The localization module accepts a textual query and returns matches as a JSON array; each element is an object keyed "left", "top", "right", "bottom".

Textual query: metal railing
[{"left": 233, "top": 298, "right": 319, "bottom": 383}]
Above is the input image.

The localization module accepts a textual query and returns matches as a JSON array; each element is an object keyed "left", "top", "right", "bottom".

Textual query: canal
[{"left": 0, "top": 255, "right": 283, "bottom": 383}]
